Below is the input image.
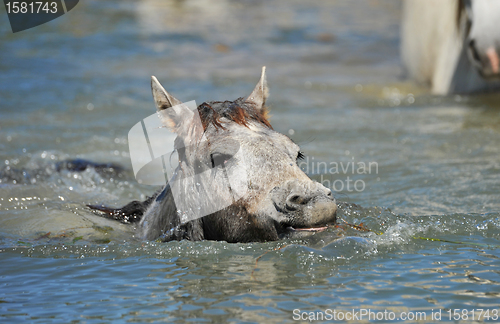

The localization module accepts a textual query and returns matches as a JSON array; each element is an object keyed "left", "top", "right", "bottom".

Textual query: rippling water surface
[{"left": 1, "top": 0, "right": 500, "bottom": 323}]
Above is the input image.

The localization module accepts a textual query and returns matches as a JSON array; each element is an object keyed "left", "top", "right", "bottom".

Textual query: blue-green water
[{"left": 1, "top": 0, "right": 500, "bottom": 323}]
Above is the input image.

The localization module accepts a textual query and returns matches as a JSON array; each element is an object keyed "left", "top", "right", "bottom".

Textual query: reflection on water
[{"left": 1, "top": 0, "right": 500, "bottom": 322}]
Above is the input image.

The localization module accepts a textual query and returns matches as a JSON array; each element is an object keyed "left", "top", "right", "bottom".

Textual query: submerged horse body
[
  {"left": 401, "top": 0, "right": 500, "bottom": 94},
  {"left": 90, "top": 68, "right": 337, "bottom": 243}
]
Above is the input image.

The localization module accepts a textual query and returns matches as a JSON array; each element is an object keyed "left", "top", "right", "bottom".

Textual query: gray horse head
[{"left": 138, "top": 67, "right": 337, "bottom": 242}]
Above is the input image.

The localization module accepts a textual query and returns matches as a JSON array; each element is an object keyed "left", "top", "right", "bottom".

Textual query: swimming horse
[{"left": 90, "top": 67, "right": 338, "bottom": 243}]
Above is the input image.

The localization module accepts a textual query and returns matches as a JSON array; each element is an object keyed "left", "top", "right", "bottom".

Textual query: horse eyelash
[{"left": 297, "top": 151, "right": 305, "bottom": 160}]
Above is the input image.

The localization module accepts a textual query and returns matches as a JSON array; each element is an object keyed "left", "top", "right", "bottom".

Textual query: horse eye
[
  {"left": 297, "top": 151, "right": 305, "bottom": 160},
  {"left": 210, "top": 153, "right": 233, "bottom": 168}
]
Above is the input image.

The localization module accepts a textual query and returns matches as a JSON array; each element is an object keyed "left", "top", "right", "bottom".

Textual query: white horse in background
[{"left": 401, "top": 0, "right": 500, "bottom": 94}]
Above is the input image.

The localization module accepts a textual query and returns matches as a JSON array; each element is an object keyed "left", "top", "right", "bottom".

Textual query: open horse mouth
[{"left": 290, "top": 225, "right": 329, "bottom": 232}]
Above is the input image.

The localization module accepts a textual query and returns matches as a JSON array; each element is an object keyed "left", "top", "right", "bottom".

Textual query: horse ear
[
  {"left": 151, "top": 76, "right": 193, "bottom": 131},
  {"left": 245, "top": 66, "right": 269, "bottom": 110}
]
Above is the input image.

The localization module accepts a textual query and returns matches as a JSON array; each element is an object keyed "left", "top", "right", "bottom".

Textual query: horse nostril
[
  {"left": 469, "top": 39, "right": 481, "bottom": 62},
  {"left": 286, "top": 194, "right": 309, "bottom": 206}
]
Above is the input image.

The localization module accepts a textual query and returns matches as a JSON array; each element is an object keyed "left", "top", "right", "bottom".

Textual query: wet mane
[{"left": 198, "top": 98, "right": 272, "bottom": 131}]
